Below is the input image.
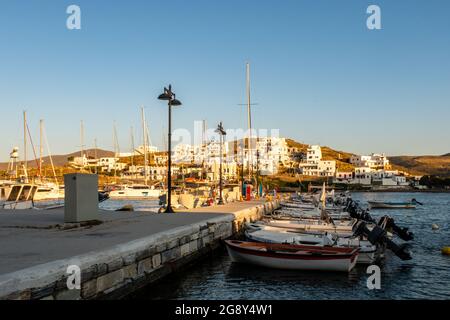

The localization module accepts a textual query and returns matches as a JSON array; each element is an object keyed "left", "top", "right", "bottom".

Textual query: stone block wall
[{"left": 0, "top": 200, "right": 279, "bottom": 300}]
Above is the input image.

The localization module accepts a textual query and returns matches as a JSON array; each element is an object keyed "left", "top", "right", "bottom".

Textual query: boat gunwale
[{"left": 225, "top": 240, "right": 359, "bottom": 261}]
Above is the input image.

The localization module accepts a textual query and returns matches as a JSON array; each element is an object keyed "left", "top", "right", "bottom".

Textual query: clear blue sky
[{"left": 1, "top": 0, "right": 449, "bottom": 162}]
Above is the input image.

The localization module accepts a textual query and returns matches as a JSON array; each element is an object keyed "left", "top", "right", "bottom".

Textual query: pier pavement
[{"left": 0, "top": 199, "right": 279, "bottom": 300}]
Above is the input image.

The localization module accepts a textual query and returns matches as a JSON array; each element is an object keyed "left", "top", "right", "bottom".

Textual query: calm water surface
[{"left": 131, "top": 192, "right": 450, "bottom": 300}]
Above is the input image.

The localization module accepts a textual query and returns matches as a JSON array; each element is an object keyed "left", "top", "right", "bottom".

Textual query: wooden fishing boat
[
  {"left": 245, "top": 228, "right": 378, "bottom": 264},
  {"left": 225, "top": 240, "right": 359, "bottom": 272}
]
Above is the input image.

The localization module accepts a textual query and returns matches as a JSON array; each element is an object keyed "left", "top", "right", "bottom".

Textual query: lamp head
[{"left": 171, "top": 98, "right": 182, "bottom": 106}]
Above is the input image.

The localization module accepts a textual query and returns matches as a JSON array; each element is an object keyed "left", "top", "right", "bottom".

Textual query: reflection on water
[
  {"left": 34, "top": 199, "right": 161, "bottom": 213},
  {"left": 129, "top": 192, "right": 450, "bottom": 300},
  {"left": 99, "top": 199, "right": 160, "bottom": 212}
]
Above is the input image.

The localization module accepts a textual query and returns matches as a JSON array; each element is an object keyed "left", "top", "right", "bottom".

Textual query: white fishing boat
[
  {"left": 246, "top": 222, "right": 354, "bottom": 238},
  {"left": 109, "top": 184, "right": 162, "bottom": 199},
  {"left": 33, "top": 182, "right": 63, "bottom": 201},
  {"left": 225, "top": 240, "right": 359, "bottom": 272},
  {"left": 274, "top": 207, "right": 351, "bottom": 221},
  {"left": 368, "top": 199, "right": 422, "bottom": 209},
  {"left": 245, "top": 227, "right": 378, "bottom": 264},
  {"left": 261, "top": 219, "right": 356, "bottom": 233},
  {"left": 0, "top": 182, "right": 38, "bottom": 210}
]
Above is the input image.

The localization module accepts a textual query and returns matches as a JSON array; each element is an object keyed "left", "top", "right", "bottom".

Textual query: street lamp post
[
  {"left": 215, "top": 122, "right": 226, "bottom": 205},
  {"left": 158, "top": 85, "right": 182, "bottom": 213}
]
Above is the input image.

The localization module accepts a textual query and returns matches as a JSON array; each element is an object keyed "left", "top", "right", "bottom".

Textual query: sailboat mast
[
  {"left": 80, "top": 120, "right": 85, "bottom": 162},
  {"left": 42, "top": 120, "right": 59, "bottom": 186},
  {"left": 23, "top": 110, "right": 28, "bottom": 181},
  {"left": 141, "top": 106, "right": 148, "bottom": 185},
  {"left": 113, "top": 121, "right": 119, "bottom": 180},
  {"left": 39, "top": 119, "right": 43, "bottom": 178},
  {"left": 130, "top": 126, "right": 135, "bottom": 168},
  {"left": 246, "top": 63, "right": 253, "bottom": 181},
  {"left": 94, "top": 138, "right": 98, "bottom": 174}
]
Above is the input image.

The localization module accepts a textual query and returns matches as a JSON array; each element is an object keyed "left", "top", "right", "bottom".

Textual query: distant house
[
  {"left": 299, "top": 145, "right": 336, "bottom": 177},
  {"left": 350, "top": 153, "right": 390, "bottom": 170}
]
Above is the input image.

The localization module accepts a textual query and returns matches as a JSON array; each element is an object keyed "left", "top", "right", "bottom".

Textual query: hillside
[
  {"left": 0, "top": 149, "right": 114, "bottom": 170},
  {"left": 389, "top": 154, "right": 450, "bottom": 177},
  {"left": 2, "top": 141, "right": 449, "bottom": 178},
  {"left": 286, "top": 139, "right": 355, "bottom": 172}
]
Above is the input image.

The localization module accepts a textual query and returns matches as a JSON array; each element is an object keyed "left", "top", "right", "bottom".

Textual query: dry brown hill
[{"left": 389, "top": 154, "right": 450, "bottom": 177}]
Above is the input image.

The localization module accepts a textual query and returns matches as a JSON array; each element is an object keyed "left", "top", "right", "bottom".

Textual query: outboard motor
[
  {"left": 353, "top": 221, "right": 412, "bottom": 261},
  {"left": 345, "top": 199, "right": 376, "bottom": 223},
  {"left": 98, "top": 191, "right": 109, "bottom": 203},
  {"left": 378, "top": 216, "right": 414, "bottom": 241}
]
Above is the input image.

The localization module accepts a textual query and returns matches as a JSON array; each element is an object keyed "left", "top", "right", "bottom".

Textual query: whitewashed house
[
  {"left": 299, "top": 145, "right": 336, "bottom": 177},
  {"left": 350, "top": 153, "right": 390, "bottom": 169}
]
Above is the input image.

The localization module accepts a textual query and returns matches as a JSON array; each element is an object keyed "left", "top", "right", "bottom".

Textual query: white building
[
  {"left": 69, "top": 155, "right": 88, "bottom": 168},
  {"left": 299, "top": 145, "right": 336, "bottom": 177},
  {"left": 334, "top": 168, "right": 409, "bottom": 187},
  {"left": 172, "top": 137, "right": 292, "bottom": 177},
  {"left": 97, "top": 157, "right": 127, "bottom": 173},
  {"left": 350, "top": 153, "right": 390, "bottom": 169}
]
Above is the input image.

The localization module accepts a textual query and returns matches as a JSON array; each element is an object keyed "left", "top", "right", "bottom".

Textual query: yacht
[
  {"left": 33, "top": 182, "right": 64, "bottom": 201},
  {"left": 108, "top": 184, "right": 162, "bottom": 199}
]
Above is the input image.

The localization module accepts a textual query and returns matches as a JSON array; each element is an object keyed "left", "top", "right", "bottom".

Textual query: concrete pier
[{"left": 0, "top": 200, "right": 279, "bottom": 300}]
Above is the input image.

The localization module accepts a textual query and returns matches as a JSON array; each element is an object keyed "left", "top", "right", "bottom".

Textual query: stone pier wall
[{"left": 0, "top": 200, "right": 279, "bottom": 300}]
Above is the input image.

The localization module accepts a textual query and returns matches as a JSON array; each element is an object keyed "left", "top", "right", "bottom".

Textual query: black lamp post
[
  {"left": 215, "top": 122, "right": 226, "bottom": 205},
  {"left": 158, "top": 85, "right": 182, "bottom": 213}
]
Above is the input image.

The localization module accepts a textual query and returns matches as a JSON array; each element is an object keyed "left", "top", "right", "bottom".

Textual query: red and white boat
[{"left": 225, "top": 240, "right": 359, "bottom": 272}]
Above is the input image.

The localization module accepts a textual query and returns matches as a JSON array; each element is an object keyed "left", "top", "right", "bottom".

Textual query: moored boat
[
  {"left": 245, "top": 227, "right": 379, "bottom": 264},
  {"left": 108, "top": 184, "right": 162, "bottom": 199},
  {"left": 0, "top": 182, "right": 38, "bottom": 209},
  {"left": 225, "top": 240, "right": 359, "bottom": 272},
  {"left": 368, "top": 199, "right": 422, "bottom": 209}
]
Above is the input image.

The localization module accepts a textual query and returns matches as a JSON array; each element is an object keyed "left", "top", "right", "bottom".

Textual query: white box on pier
[{"left": 64, "top": 173, "right": 99, "bottom": 223}]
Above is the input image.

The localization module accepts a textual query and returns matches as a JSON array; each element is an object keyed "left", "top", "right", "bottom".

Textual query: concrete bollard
[{"left": 64, "top": 173, "right": 99, "bottom": 223}]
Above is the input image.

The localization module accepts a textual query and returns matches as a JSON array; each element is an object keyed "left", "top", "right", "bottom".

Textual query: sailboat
[
  {"left": 1, "top": 112, "right": 38, "bottom": 209},
  {"left": 108, "top": 107, "right": 163, "bottom": 200},
  {"left": 109, "top": 184, "right": 161, "bottom": 199},
  {"left": 33, "top": 119, "right": 63, "bottom": 202}
]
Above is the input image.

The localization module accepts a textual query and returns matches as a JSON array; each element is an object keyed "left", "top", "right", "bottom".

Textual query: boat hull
[
  {"left": 109, "top": 189, "right": 161, "bottom": 199},
  {"left": 225, "top": 240, "right": 358, "bottom": 272},
  {"left": 368, "top": 201, "right": 416, "bottom": 209},
  {"left": 245, "top": 230, "right": 378, "bottom": 264}
]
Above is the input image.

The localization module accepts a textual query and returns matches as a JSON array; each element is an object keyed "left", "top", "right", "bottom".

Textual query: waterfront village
[{"left": 66, "top": 135, "right": 421, "bottom": 191}]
